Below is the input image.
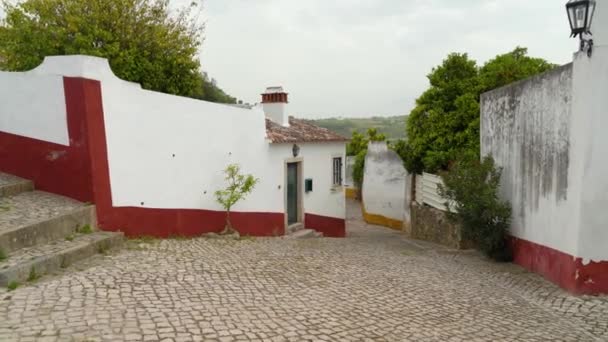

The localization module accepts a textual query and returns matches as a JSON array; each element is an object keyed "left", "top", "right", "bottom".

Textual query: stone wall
[{"left": 408, "top": 203, "right": 470, "bottom": 249}]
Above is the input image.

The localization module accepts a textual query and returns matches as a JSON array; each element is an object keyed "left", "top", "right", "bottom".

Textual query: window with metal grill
[{"left": 332, "top": 157, "right": 342, "bottom": 186}]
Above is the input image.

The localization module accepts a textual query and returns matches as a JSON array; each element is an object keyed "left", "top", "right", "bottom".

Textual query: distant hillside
[{"left": 304, "top": 115, "right": 407, "bottom": 140}]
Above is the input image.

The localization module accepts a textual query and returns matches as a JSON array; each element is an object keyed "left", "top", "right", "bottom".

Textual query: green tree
[
  {"left": 0, "top": 0, "right": 206, "bottom": 98},
  {"left": 215, "top": 164, "right": 259, "bottom": 235},
  {"left": 479, "top": 47, "right": 556, "bottom": 93},
  {"left": 400, "top": 48, "right": 554, "bottom": 174},
  {"left": 194, "top": 73, "right": 237, "bottom": 104}
]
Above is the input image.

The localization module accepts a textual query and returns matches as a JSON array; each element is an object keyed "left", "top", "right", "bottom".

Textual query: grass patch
[
  {"left": 128, "top": 235, "right": 159, "bottom": 244},
  {"left": 60, "top": 257, "right": 69, "bottom": 269},
  {"left": 7, "top": 281, "right": 19, "bottom": 291},
  {"left": 0, "top": 248, "right": 6, "bottom": 262},
  {"left": 27, "top": 266, "right": 40, "bottom": 282},
  {"left": 97, "top": 243, "right": 109, "bottom": 255},
  {"left": 77, "top": 224, "right": 93, "bottom": 234},
  {"left": 238, "top": 235, "right": 256, "bottom": 242},
  {"left": 168, "top": 234, "right": 192, "bottom": 240},
  {"left": 65, "top": 234, "right": 75, "bottom": 242}
]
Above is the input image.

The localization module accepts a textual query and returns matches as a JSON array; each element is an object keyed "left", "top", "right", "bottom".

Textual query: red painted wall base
[
  {"left": 305, "top": 213, "right": 346, "bottom": 237},
  {"left": 511, "top": 236, "right": 608, "bottom": 295},
  {"left": 100, "top": 207, "right": 285, "bottom": 238}
]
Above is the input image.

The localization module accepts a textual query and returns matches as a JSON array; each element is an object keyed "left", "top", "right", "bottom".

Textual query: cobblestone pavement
[{"left": 0, "top": 200, "right": 607, "bottom": 341}]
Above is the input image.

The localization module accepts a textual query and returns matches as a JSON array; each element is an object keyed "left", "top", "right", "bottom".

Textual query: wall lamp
[{"left": 566, "top": 0, "right": 596, "bottom": 57}]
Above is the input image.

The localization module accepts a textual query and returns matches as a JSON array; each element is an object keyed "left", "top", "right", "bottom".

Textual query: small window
[{"left": 332, "top": 157, "right": 343, "bottom": 186}]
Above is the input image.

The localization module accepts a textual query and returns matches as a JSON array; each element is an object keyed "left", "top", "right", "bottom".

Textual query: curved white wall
[
  {"left": 0, "top": 55, "right": 345, "bottom": 221},
  {"left": 362, "top": 142, "right": 408, "bottom": 222}
]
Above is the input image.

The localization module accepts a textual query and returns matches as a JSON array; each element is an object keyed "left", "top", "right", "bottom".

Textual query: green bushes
[
  {"left": 439, "top": 156, "right": 512, "bottom": 261},
  {"left": 352, "top": 150, "right": 366, "bottom": 187}
]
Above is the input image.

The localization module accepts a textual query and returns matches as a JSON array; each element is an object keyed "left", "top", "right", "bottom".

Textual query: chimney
[{"left": 261, "top": 86, "right": 289, "bottom": 126}]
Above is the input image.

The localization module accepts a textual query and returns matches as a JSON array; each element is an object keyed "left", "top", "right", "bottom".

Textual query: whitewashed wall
[
  {"left": 481, "top": 3, "right": 608, "bottom": 263},
  {"left": 270, "top": 143, "right": 346, "bottom": 219},
  {"left": 362, "top": 141, "right": 409, "bottom": 222},
  {"left": 0, "top": 55, "right": 345, "bottom": 221},
  {"left": 0, "top": 71, "right": 68, "bottom": 145},
  {"left": 482, "top": 64, "right": 577, "bottom": 256},
  {"left": 344, "top": 155, "right": 356, "bottom": 188}
]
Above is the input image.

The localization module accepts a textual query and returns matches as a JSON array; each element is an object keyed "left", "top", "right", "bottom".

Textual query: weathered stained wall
[
  {"left": 481, "top": 4, "right": 608, "bottom": 293},
  {"left": 481, "top": 64, "right": 575, "bottom": 256},
  {"left": 361, "top": 142, "right": 409, "bottom": 228}
]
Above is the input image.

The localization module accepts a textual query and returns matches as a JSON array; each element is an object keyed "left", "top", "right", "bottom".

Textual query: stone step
[
  {"left": 0, "top": 191, "right": 96, "bottom": 254},
  {"left": 0, "top": 173, "right": 34, "bottom": 198},
  {"left": 285, "top": 228, "right": 323, "bottom": 239},
  {"left": 286, "top": 223, "right": 305, "bottom": 235},
  {"left": 0, "top": 231, "right": 123, "bottom": 287}
]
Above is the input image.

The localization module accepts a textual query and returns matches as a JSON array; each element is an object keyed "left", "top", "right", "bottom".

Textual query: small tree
[
  {"left": 438, "top": 156, "right": 512, "bottom": 261},
  {"left": 215, "top": 164, "right": 259, "bottom": 235}
]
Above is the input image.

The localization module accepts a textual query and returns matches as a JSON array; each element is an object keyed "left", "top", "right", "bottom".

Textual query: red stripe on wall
[
  {"left": 0, "top": 79, "right": 94, "bottom": 202},
  {"left": 305, "top": 213, "right": 346, "bottom": 238},
  {"left": 511, "top": 236, "right": 608, "bottom": 295}
]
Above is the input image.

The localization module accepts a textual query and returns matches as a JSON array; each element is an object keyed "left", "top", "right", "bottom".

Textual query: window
[{"left": 332, "top": 157, "right": 343, "bottom": 186}]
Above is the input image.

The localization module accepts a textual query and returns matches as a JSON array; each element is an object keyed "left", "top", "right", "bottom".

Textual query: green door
[{"left": 287, "top": 163, "right": 299, "bottom": 225}]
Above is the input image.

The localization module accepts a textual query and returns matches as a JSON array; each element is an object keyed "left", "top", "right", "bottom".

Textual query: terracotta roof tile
[{"left": 266, "top": 117, "right": 348, "bottom": 143}]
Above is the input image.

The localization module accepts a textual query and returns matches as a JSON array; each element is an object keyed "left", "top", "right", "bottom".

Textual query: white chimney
[{"left": 261, "top": 86, "right": 289, "bottom": 126}]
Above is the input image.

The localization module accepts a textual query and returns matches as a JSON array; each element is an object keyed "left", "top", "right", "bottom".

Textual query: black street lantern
[
  {"left": 566, "top": 0, "right": 596, "bottom": 37},
  {"left": 292, "top": 144, "right": 300, "bottom": 157},
  {"left": 566, "top": 0, "right": 596, "bottom": 56}
]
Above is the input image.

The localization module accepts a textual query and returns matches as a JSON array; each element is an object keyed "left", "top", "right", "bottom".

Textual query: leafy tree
[
  {"left": 438, "top": 156, "right": 512, "bottom": 261},
  {"left": 400, "top": 48, "right": 555, "bottom": 174},
  {"left": 479, "top": 47, "right": 556, "bottom": 93},
  {"left": 194, "top": 73, "right": 237, "bottom": 104},
  {"left": 0, "top": 0, "right": 234, "bottom": 103},
  {"left": 346, "top": 128, "right": 385, "bottom": 156},
  {"left": 215, "top": 164, "right": 259, "bottom": 235}
]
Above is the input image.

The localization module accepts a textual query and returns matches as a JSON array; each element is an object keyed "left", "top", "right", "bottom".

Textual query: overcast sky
[
  {"left": 1, "top": 1, "right": 579, "bottom": 118},
  {"left": 192, "top": 0, "right": 578, "bottom": 118}
]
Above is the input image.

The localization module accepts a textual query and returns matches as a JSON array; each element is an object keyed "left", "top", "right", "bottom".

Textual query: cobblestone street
[{"left": 0, "top": 199, "right": 607, "bottom": 342}]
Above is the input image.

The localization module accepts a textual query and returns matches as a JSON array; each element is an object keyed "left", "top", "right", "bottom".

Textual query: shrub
[
  {"left": 438, "top": 156, "right": 512, "bottom": 261},
  {"left": 215, "top": 164, "right": 259, "bottom": 234},
  {"left": 0, "top": 248, "right": 6, "bottom": 261},
  {"left": 7, "top": 281, "right": 19, "bottom": 291}
]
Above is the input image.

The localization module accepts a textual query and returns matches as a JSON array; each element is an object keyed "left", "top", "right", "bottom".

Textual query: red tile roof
[{"left": 266, "top": 117, "right": 348, "bottom": 143}]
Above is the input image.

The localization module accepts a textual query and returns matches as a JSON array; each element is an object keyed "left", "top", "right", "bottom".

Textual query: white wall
[
  {"left": 572, "top": 5, "right": 608, "bottom": 262},
  {"left": 362, "top": 142, "right": 408, "bottom": 222},
  {"left": 263, "top": 102, "right": 289, "bottom": 126},
  {"left": 481, "top": 65, "right": 578, "bottom": 257},
  {"left": 344, "top": 155, "right": 356, "bottom": 188},
  {"left": 0, "top": 71, "right": 68, "bottom": 145},
  {"left": 481, "top": 1, "right": 608, "bottom": 262},
  {"left": 0, "top": 55, "right": 345, "bottom": 221}
]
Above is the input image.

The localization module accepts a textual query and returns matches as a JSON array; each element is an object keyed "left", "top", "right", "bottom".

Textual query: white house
[{"left": 0, "top": 55, "right": 347, "bottom": 237}]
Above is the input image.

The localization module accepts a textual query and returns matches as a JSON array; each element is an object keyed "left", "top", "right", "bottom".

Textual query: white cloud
[{"left": 194, "top": 0, "right": 578, "bottom": 118}]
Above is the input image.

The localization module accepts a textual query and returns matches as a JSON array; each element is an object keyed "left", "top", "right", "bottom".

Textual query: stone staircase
[
  {"left": 0, "top": 173, "right": 123, "bottom": 287},
  {"left": 284, "top": 223, "right": 323, "bottom": 239}
]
